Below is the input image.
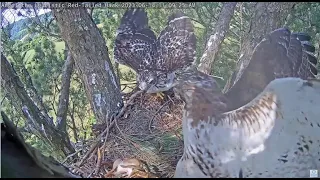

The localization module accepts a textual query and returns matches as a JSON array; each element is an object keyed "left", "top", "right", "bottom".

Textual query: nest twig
[
  {"left": 76, "top": 90, "right": 145, "bottom": 169},
  {"left": 148, "top": 100, "right": 171, "bottom": 133},
  {"left": 67, "top": 90, "right": 184, "bottom": 178}
]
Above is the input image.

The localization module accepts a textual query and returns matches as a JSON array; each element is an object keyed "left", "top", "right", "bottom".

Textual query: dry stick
[
  {"left": 87, "top": 147, "right": 98, "bottom": 177},
  {"left": 120, "top": 82, "right": 137, "bottom": 86},
  {"left": 87, "top": 168, "right": 95, "bottom": 178},
  {"left": 118, "top": 90, "right": 144, "bottom": 117},
  {"left": 77, "top": 90, "right": 144, "bottom": 167},
  {"left": 94, "top": 116, "right": 112, "bottom": 175},
  {"left": 166, "top": 94, "right": 175, "bottom": 105},
  {"left": 148, "top": 100, "right": 171, "bottom": 133},
  {"left": 70, "top": 164, "right": 86, "bottom": 175},
  {"left": 77, "top": 127, "right": 108, "bottom": 167},
  {"left": 121, "top": 84, "right": 128, "bottom": 92},
  {"left": 121, "top": 83, "right": 137, "bottom": 92},
  {"left": 121, "top": 86, "right": 140, "bottom": 97},
  {"left": 114, "top": 116, "right": 141, "bottom": 152},
  {"left": 94, "top": 147, "right": 102, "bottom": 174},
  {"left": 114, "top": 90, "right": 151, "bottom": 153},
  {"left": 62, "top": 149, "right": 82, "bottom": 164}
]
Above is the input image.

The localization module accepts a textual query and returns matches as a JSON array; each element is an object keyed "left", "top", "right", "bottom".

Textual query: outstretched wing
[
  {"left": 225, "top": 28, "right": 319, "bottom": 110},
  {"left": 156, "top": 11, "right": 197, "bottom": 73},
  {"left": 291, "top": 32, "right": 318, "bottom": 78},
  {"left": 114, "top": 8, "right": 157, "bottom": 71}
]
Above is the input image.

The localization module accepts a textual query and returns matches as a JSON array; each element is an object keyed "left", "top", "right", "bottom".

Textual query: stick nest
[{"left": 64, "top": 90, "right": 184, "bottom": 178}]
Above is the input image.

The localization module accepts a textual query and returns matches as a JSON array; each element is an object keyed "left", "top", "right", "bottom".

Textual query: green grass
[{"left": 54, "top": 41, "right": 65, "bottom": 53}]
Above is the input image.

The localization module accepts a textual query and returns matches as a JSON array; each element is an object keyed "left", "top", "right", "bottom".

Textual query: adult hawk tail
[{"left": 291, "top": 32, "right": 318, "bottom": 78}]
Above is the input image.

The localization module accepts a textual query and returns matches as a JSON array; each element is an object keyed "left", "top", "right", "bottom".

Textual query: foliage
[
  {"left": 286, "top": 2, "right": 320, "bottom": 73},
  {"left": 1, "top": 2, "right": 319, "bottom": 160}
]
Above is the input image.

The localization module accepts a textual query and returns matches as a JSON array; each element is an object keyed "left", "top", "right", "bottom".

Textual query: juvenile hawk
[
  {"left": 173, "top": 28, "right": 319, "bottom": 178},
  {"left": 114, "top": 8, "right": 196, "bottom": 93}
]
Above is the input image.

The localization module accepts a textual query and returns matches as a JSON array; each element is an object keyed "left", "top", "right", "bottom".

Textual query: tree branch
[
  {"left": 1, "top": 53, "right": 75, "bottom": 157},
  {"left": 56, "top": 46, "right": 74, "bottom": 134},
  {"left": 198, "top": 2, "right": 238, "bottom": 75},
  {"left": 1, "top": 111, "right": 80, "bottom": 178}
]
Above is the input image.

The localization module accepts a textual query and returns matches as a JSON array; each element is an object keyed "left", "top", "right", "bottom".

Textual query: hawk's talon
[{"left": 154, "top": 92, "right": 165, "bottom": 100}]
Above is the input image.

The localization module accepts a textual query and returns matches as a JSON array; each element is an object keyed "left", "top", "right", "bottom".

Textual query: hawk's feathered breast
[
  {"left": 174, "top": 71, "right": 320, "bottom": 177},
  {"left": 173, "top": 28, "right": 319, "bottom": 178}
]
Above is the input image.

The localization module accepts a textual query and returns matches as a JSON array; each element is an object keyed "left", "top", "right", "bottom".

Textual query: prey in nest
[{"left": 68, "top": 89, "right": 184, "bottom": 178}]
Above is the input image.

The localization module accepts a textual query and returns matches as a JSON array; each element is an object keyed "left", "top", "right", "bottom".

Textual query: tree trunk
[
  {"left": 51, "top": 6, "right": 123, "bottom": 124},
  {"left": 198, "top": 2, "right": 237, "bottom": 75},
  {"left": 223, "top": 2, "right": 297, "bottom": 110},
  {"left": 1, "top": 54, "right": 75, "bottom": 157}
]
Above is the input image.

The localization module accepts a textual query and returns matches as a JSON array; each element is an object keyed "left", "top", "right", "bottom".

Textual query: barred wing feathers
[
  {"left": 156, "top": 11, "right": 197, "bottom": 72},
  {"left": 114, "top": 9, "right": 196, "bottom": 73},
  {"left": 114, "top": 8, "right": 157, "bottom": 71}
]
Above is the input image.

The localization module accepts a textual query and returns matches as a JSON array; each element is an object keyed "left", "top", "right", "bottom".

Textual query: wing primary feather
[
  {"left": 114, "top": 8, "right": 157, "bottom": 71},
  {"left": 157, "top": 11, "right": 197, "bottom": 72},
  {"left": 114, "top": 10, "right": 197, "bottom": 93},
  {"left": 291, "top": 32, "right": 311, "bottom": 42}
]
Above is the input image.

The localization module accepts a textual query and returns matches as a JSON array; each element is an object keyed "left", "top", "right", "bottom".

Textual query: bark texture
[
  {"left": 52, "top": 6, "right": 123, "bottom": 124},
  {"left": 56, "top": 46, "right": 74, "bottom": 133},
  {"left": 198, "top": 2, "right": 238, "bottom": 75}
]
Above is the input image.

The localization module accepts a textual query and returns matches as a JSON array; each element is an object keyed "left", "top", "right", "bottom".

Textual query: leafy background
[{"left": 1, "top": 2, "right": 319, "bottom": 159}]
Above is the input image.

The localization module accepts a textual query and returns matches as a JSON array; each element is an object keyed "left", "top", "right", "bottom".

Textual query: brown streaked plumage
[{"left": 114, "top": 8, "right": 196, "bottom": 93}]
